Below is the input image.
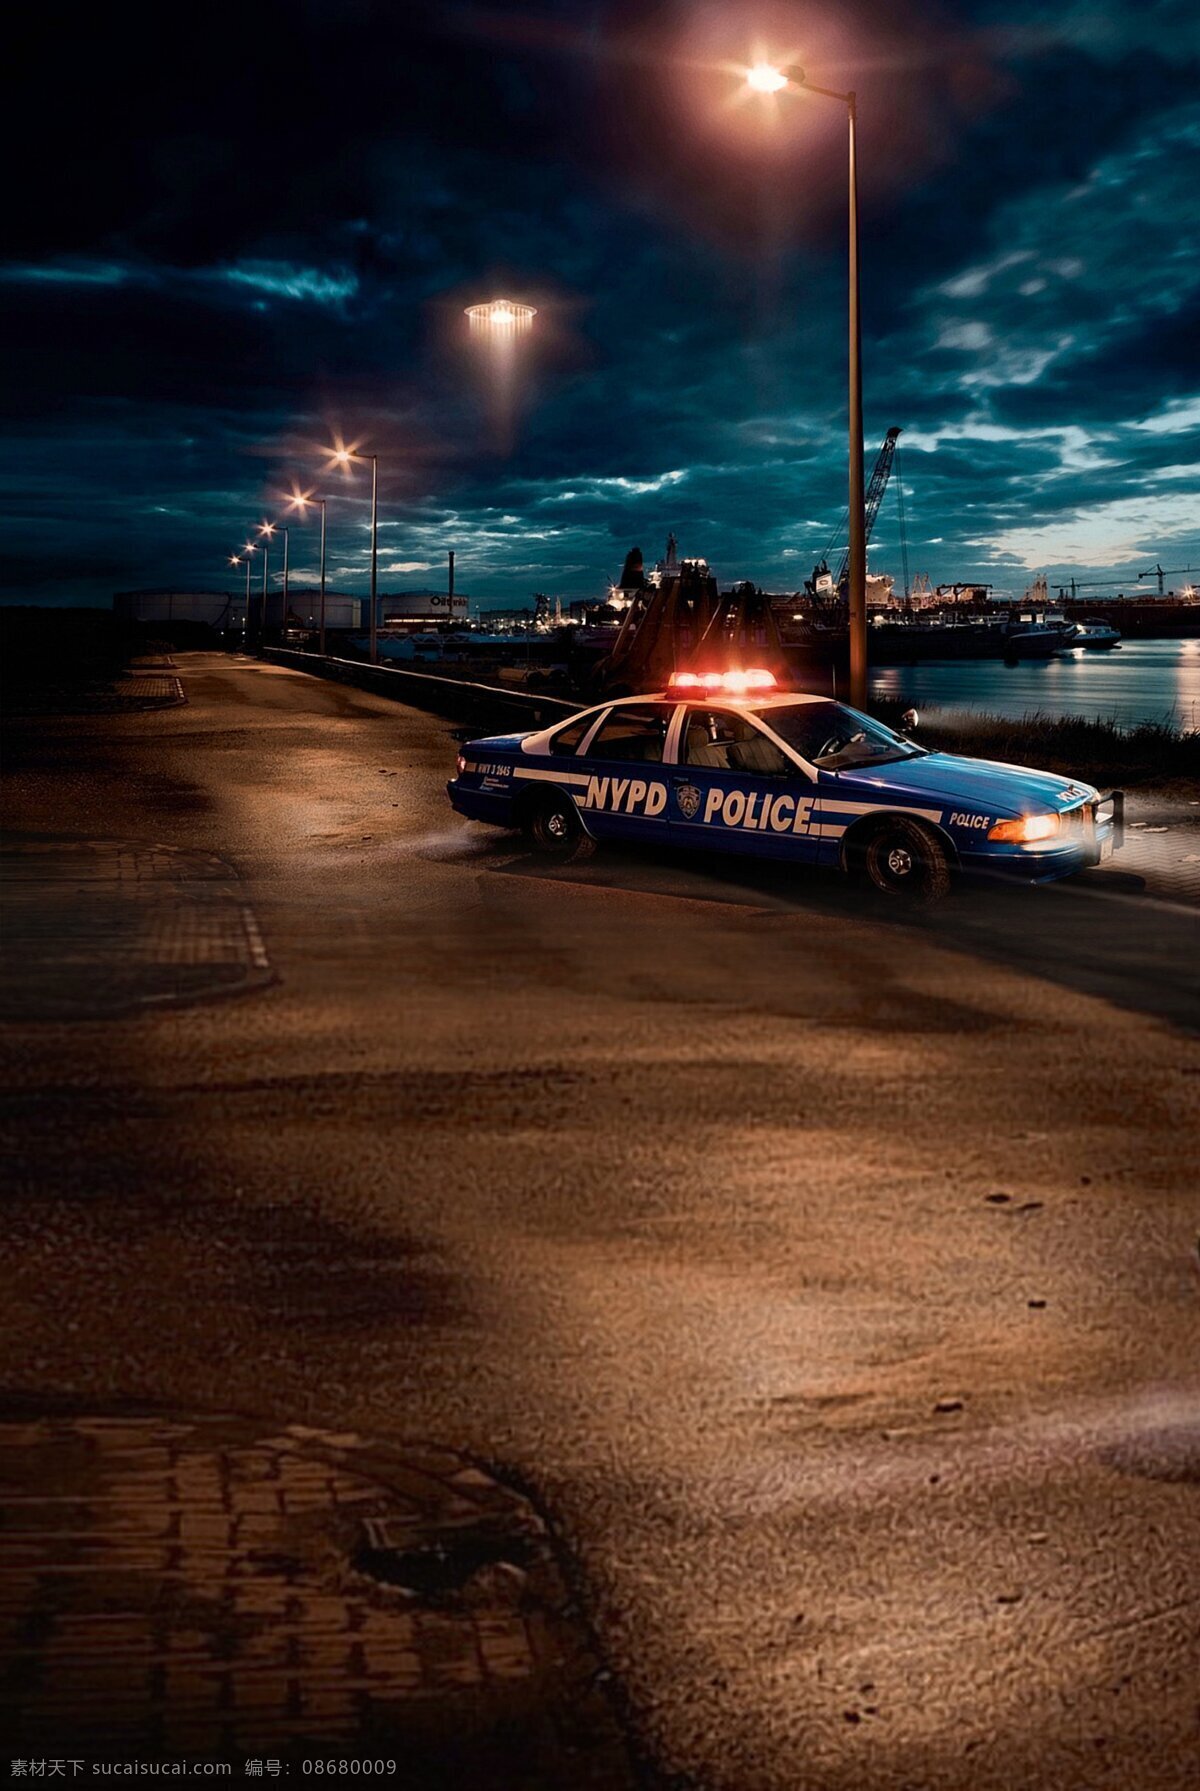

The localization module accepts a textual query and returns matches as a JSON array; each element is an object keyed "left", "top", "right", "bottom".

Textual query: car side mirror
[{"left": 900, "top": 708, "right": 920, "bottom": 733}]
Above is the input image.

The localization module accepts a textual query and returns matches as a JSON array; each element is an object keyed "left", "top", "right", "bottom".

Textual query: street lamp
[
  {"left": 746, "top": 63, "right": 868, "bottom": 708},
  {"left": 288, "top": 490, "right": 328, "bottom": 654},
  {"left": 257, "top": 523, "right": 274, "bottom": 644},
  {"left": 257, "top": 519, "right": 289, "bottom": 638},
  {"left": 327, "top": 443, "right": 378, "bottom": 664}
]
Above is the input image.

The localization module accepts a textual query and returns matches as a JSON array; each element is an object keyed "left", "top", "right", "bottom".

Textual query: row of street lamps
[
  {"left": 226, "top": 57, "right": 870, "bottom": 703},
  {"left": 228, "top": 441, "right": 377, "bottom": 660},
  {"left": 226, "top": 306, "right": 530, "bottom": 661}
]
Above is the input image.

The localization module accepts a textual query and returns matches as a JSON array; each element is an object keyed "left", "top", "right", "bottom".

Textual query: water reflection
[{"left": 871, "top": 639, "right": 1200, "bottom": 730}]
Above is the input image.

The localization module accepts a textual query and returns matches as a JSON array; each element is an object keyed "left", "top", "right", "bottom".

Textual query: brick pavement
[
  {"left": 0, "top": 1413, "right": 636, "bottom": 1784},
  {"left": 0, "top": 837, "right": 274, "bottom": 1022},
  {"left": 1106, "top": 783, "right": 1200, "bottom": 905}
]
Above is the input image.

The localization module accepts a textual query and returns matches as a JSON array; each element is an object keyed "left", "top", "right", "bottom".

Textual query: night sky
[{"left": 4, "top": 0, "right": 1198, "bottom": 610}]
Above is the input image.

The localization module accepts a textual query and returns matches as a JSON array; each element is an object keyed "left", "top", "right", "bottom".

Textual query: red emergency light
[{"left": 667, "top": 669, "right": 778, "bottom": 695}]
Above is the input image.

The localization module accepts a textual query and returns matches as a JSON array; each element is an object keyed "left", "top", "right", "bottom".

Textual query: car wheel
[
  {"left": 524, "top": 790, "right": 594, "bottom": 861},
  {"left": 859, "top": 817, "right": 952, "bottom": 903}
]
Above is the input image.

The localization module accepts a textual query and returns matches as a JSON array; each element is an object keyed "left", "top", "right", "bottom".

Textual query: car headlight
[{"left": 988, "top": 813, "right": 1061, "bottom": 844}]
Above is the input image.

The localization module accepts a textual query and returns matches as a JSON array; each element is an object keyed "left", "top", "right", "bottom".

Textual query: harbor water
[{"left": 870, "top": 638, "right": 1200, "bottom": 732}]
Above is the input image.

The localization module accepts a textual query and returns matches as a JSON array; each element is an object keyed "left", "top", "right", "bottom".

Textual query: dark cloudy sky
[{"left": 3, "top": 0, "right": 1198, "bottom": 608}]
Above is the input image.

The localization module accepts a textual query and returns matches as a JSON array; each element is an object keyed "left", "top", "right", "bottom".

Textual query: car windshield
[{"left": 763, "top": 701, "right": 923, "bottom": 770}]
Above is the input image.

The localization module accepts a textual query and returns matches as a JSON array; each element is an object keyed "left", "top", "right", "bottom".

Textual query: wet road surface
[{"left": 3, "top": 652, "right": 1199, "bottom": 1788}]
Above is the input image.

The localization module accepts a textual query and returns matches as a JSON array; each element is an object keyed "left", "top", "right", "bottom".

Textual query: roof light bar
[{"left": 668, "top": 669, "right": 777, "bottom": 694}]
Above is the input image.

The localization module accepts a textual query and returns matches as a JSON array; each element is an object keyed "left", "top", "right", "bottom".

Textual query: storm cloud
[{"left": 2, "top": 0, "right": 1197, "bottom": 607}]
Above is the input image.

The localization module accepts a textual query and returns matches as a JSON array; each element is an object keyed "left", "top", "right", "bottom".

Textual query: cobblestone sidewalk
[
  {"left": 0, "top": 836, "right": 273, "bottom": 1021},
  {"left": 0, "top": 1412, "right": 636, "bottom": 1785}
]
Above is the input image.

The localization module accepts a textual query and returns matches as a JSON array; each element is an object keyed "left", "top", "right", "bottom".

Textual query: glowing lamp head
[{"left": 747, "top": 62, "right": 789, "bottom": 93}]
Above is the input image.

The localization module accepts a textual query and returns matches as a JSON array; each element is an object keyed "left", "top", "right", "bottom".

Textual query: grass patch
[{"left": 870, "top": 700, "right": 1200, "bottom": 787}]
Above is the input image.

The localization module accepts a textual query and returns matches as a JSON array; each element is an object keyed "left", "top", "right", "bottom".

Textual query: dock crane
[
  {"left": 807, "top": 427, "right": 904, "bottom": 603},
  {"left": 1138, "top": 564, "right": 1194, "bottom": 596}
]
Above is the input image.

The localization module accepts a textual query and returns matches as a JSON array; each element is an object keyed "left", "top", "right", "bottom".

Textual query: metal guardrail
[{"left": 259, "top": 646, "right": 577, "bottom": 732}]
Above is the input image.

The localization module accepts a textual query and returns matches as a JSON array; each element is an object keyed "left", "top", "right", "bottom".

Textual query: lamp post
[
  {"left": 257, "top": 520, "right": 288, "bottom": 637},
  {"left": 242, "top": 545, "right": 255, "bottom": 635},
  {"left": 288, "top": 492, "right": 328, "bottom": 655},
  {"left": 746, "top": 64, "right": 867, "bottom": 708},
  {"left": 328, "top": 445, "right": 379, "bottom": 663},
  {"left": 258, "top": 521, "right": 274, "bottom": 644},
  {"left": 369, "top": 458, "right": 377, "bottom": 664}
]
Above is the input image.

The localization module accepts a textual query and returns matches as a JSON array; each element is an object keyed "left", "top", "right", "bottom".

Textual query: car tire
[
  {"left": 524, "top": 790, "right": 595, "bottom": 862},
  {"left": 859, "top": 817, "right": 952, "bottom": 903}
]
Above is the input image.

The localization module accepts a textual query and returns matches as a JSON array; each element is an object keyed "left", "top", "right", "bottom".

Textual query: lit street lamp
[
  {"left": 240, "top": 545, "right": 255, "bottom": 631},
  {"left": 289, "top": 491, "right": 328, "bottom": 656},
  {"left": 747, "top": 63, "right": 868, "bottom": 708},
  {"left": 257, "top": 519, "right": 288, "bottom": 638},
  {"left": 258, "top": 524, "right": 273, "bottom": 643},
  {"left": 229, "top": 554, "right": 248, "bottom": 634},
  {"left": 327, "top": 444, "right": 378, "bottom": 664}
]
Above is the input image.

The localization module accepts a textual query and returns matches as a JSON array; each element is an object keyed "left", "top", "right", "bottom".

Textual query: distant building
[
  {"left": 476, "top": 605, "right": 536, "bottom": 631},
  {"left": 114, "top": 588, "right": 362, "bottom": 630},
  {"left": 379, "top": 590, "right": 469, "bottom": 626}
]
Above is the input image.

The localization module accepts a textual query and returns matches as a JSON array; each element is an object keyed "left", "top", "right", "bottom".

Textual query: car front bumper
[{"left": 959, "top": 791, "right": 1124, "bottom": 883}]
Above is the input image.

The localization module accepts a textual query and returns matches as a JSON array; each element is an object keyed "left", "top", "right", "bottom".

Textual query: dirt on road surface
[{"left": 3, "top": 652, "right": 1199, "bottom": 1789}]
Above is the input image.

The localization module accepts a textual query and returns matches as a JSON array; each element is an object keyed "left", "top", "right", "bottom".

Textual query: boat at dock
[
  {"left": 1063, "top": 618, "right": 1122, "bottom": 650},
  {"left": 1003, "top": 621, "right": 1071, "bottom": 659}
]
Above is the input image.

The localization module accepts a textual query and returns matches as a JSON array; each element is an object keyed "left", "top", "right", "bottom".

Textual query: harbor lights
[
  {"left": 744, "top": 61, "right": 868, "bottom": 708},
  {"left": 325, "top": 439, "right": 379, "bottom": 664}
]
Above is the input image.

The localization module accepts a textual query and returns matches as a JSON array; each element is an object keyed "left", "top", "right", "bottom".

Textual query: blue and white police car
[{"left": 447, "top": 670, "right": 1123, "bottom": 900}]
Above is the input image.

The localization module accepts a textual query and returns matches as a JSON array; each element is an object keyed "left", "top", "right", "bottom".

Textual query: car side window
[
  {"left": 548, "top": 715, "right": 593, "bottom": 755},
  {"left": 682, "top": 709, "right": 792, "bottom": 778},
  {"left": 586, "top": 704, "right": 670, "bottom": 764}
]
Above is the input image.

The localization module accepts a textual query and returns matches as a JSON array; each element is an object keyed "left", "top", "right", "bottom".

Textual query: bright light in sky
[{"left": 465, "top": 299, "right": 536, "bottom": 331}]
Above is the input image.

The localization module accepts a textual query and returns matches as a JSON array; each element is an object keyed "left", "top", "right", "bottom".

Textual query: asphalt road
[{"left": 4, "top": 652, "right": 1199, "bottom": 1789}]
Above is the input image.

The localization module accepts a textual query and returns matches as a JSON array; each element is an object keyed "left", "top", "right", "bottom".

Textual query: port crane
[
  {"left": 592, "top": 426, "right": 909, "bottom": 695},
  {"left": 807, "top": 427, "right": 904, "bottom": 603},
  {"left": 1138, "top": 564, "right": 1194, "bottom": 596}
]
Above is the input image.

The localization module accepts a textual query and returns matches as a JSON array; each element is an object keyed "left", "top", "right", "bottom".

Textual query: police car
[{"left": 447, "top": 671, "right": 1123, "bottom": 900}]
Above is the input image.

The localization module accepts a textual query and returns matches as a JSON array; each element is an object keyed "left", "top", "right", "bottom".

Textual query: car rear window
[{"left": 549, "top": 715, "right": 593, "bottom": 755}]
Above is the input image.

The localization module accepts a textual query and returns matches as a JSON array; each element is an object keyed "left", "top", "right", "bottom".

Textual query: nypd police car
[{"left": 447, "top": 670, "right": 1123, "bottom": 900}]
